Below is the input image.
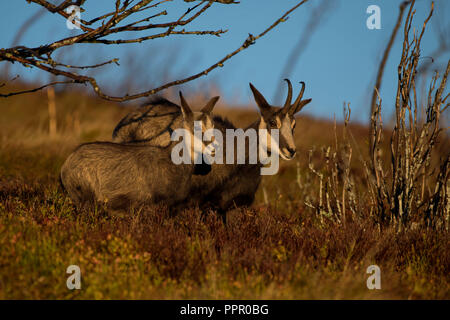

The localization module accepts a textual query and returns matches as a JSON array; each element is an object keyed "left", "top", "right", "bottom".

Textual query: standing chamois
[
  {"left": 60, "top": 92, "right": 219, "bottom": 213},
  {"left": 112, "top": 79, "right": 311, "bottom": 221}
]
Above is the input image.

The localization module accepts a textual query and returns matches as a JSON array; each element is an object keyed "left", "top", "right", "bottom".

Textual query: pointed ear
[
  {"left": 201, "top": 96, "right": 219, "bottom": 114},
  {"left": 179, "top": 91, "right": 193, "bottom": 121},
  {"left": 292, "top": 98, "right": 312, "bottom": 115},
  {"left": 249, "top": 83, "right": 271, "bottom": 117}
]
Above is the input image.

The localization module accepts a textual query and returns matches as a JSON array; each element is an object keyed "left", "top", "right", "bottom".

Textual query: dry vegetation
[
  {"left": 0, "top": 0, "right": 448, "bottom": 300},
  {"left": 0, "top": 84, "right": 448, "bottom": 299}
]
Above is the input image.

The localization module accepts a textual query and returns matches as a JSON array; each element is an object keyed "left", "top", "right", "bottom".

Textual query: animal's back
[{"left": 112, "top": 98, "right": 182, "bottom": 146}]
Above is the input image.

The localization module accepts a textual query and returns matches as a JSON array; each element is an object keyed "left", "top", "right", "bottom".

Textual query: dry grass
[
  {"left": 1, "top": 0, "right": 448, "bottom": 301},
  {"left": 0, "top": 84, "right": 448, "bottom": 299}
]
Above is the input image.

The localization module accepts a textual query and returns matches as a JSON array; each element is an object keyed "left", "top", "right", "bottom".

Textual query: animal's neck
[
  {"left": 245, "top": 119, "right": 261, "bottom": 131},
  {"left": 244, "top": 118, "right": 265, "bottom": 166},
  {"left": 216, "top": 116, "right": 266, "bottom": 167}
]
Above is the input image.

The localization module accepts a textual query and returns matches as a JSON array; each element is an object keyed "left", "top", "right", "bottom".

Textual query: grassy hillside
[{"left": 0, "top": 88, "right": 448, "bottom": 299}]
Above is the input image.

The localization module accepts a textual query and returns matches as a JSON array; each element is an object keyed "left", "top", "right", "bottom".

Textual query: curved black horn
[
  {"left": 283, "top": 79, "right": 293, "bottom": 110},
  {"left": 292, "top": 81, "right": 305, "bottom": 109}
]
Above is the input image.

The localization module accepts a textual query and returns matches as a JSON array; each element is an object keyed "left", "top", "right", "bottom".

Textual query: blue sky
[{"left": 0, "top": 0, "right": 448, "bottom": 122}]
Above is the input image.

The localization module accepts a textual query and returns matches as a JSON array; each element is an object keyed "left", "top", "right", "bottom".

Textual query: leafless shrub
[
  {"left": 304, "top": 2, "right": 448, "bottom": 231},
  {"left": 305, "top": 104, "right": 357, "bottom": 225},
  {"left": 367, "top": 1, "right": 449, "bottom": 229}
]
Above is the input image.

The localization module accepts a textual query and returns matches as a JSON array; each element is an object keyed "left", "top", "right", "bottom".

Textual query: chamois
[
  {"left": 112, "top": 79, "right": 311, "bottom": 221},
  {"left": 60, "top": 92, "right": 219, "bottom": 212}
]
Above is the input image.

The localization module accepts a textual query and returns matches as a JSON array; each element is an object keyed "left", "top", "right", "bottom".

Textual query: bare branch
[
  {"left": 84, "top": 0, "right": 311, "bottom": 102},
  {"left": 0, "top": 80, "right": 80, "bottom": 98},
  {"left": 0, "top": 75, "right": 20, "bottom": 89},
  {"left": 0, "top": 0, "right": 309, "bottom": 101},
  {"left": 46, "top": 58, "right": 120, "bottom": 69},
  {"left": 89, "top": 29, "right": 227, "bottom": 44},
  {"left": 184, "top": 0, "right": 239, "bottom": 3},
  {"left": 369, "top": 1, "right": 411, "bottom": 156}
]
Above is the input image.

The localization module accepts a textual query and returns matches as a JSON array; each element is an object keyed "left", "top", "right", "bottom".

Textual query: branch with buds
[{"left": 0, "top": 0, "right": 309, "bottom": 101}]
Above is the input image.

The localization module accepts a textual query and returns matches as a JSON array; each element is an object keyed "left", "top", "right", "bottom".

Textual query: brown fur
[
  {"left": 62, "top": 93, "right": 218, "bottom": 213},
  {"left": 111, "top": 81, "right": 311, "bottom": 220},
  {"left": 60, "top": 142, "right": 193, "bottom": 212}
]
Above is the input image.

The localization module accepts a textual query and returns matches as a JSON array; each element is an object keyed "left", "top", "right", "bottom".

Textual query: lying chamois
[{"left": 60, "top": 92, "right": 219, "bottom": 212}]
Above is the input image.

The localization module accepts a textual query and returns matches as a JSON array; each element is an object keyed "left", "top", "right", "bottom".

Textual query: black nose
[{"left": 287, "top": 147, "right": 296, "bottom": 156}]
